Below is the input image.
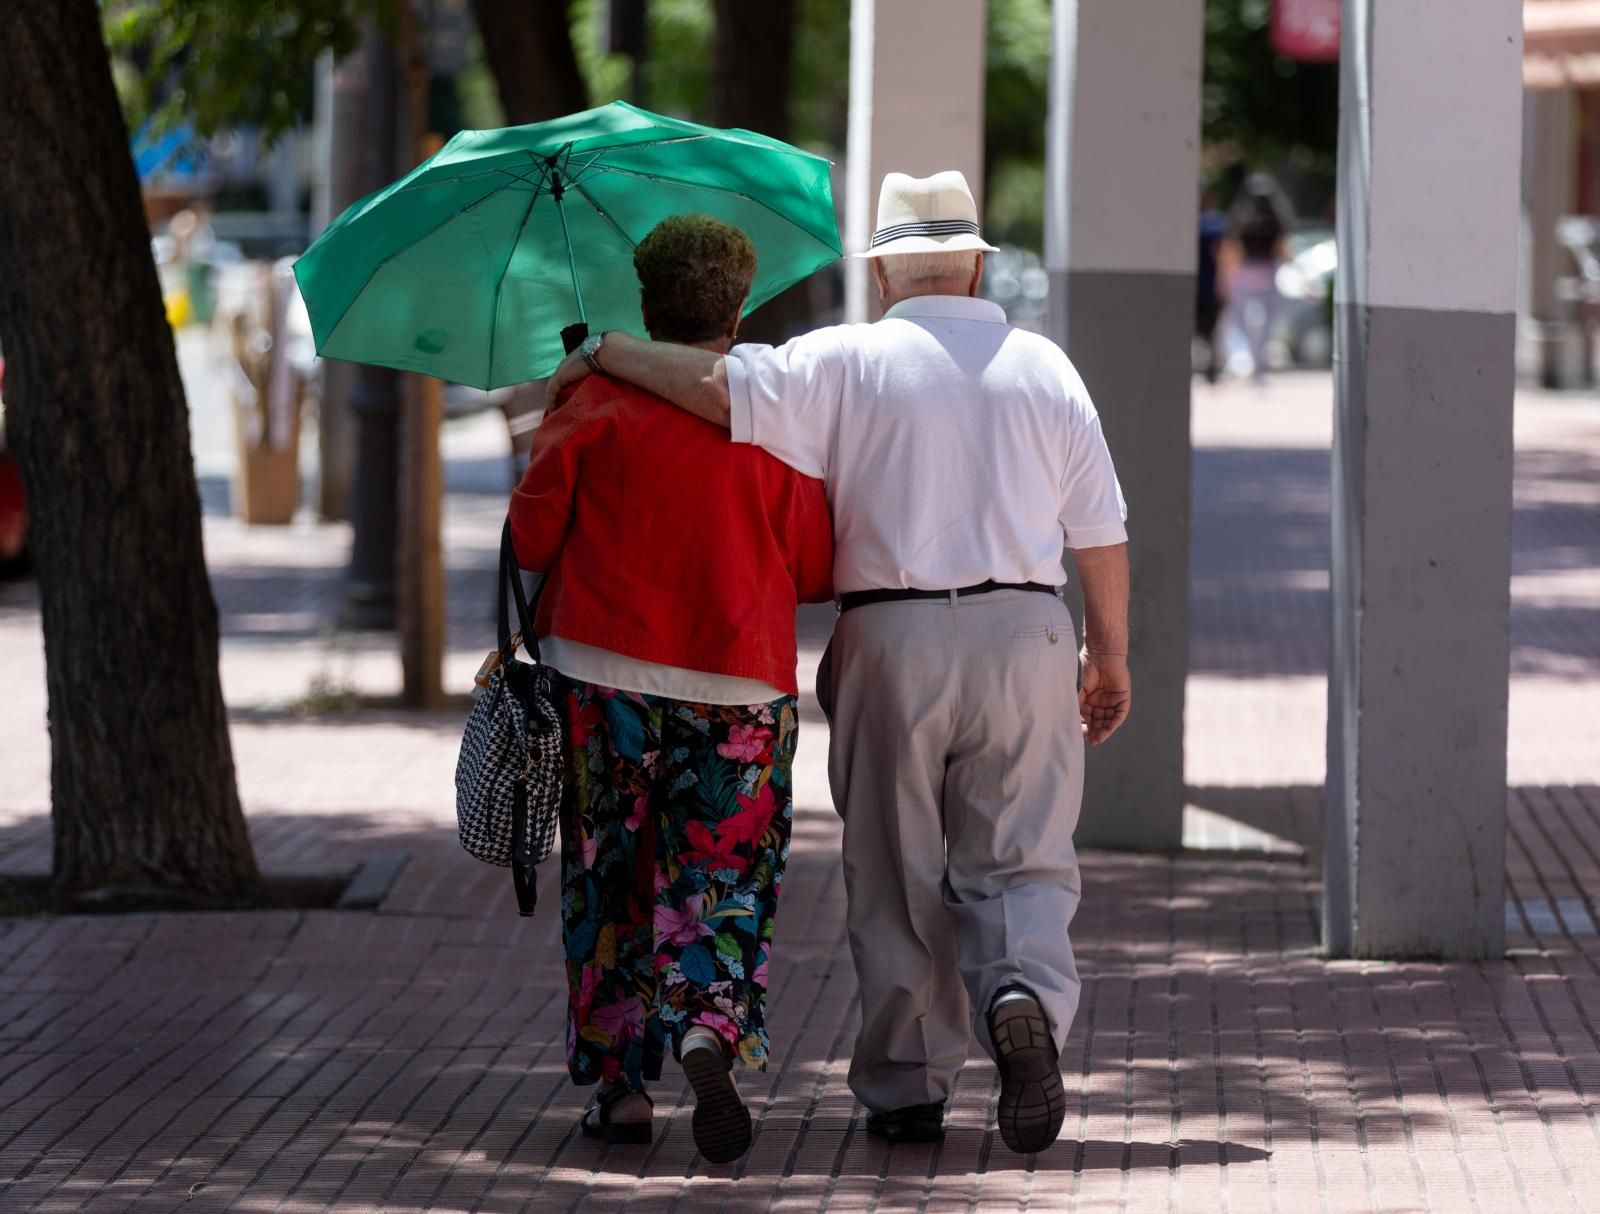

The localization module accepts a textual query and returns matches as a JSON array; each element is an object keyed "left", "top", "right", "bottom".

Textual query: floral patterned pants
[{"left": 555, "top": 674, "right": 798, "bottom": 1091}]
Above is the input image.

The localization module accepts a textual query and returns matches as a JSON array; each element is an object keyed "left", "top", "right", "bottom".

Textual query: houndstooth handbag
[{"left": 454, "top": 520, "right": 564, "bottom": 916}]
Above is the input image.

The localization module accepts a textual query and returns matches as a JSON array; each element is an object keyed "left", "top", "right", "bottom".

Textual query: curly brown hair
[{"left": 633, "top": 214, "right": 757, "bottom": 343}]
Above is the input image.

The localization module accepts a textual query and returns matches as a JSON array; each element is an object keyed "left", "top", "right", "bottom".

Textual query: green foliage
[
  {"left": 985, "top": 0, "right": 1051, "bottom": 171},
  {"left": 1203, "top": 0, "right": 1338, "bottom": 187},
  {"left": 642, "top": 0, "right": 714, "bottom": 116},
  {"left": 104, "top": 0, "right": 379, "bottom": 142},
  {"left": 984, "top": 0, "right": 1052, "bottom": 250},
  {"left": 986, "top": 160, "right": 1046, "bottom": 250},
  {"left": 455, "top": 38, "right": 506, "bottom": 130},
  {"left": 103, "top": 0, "right": 1340, "bottom": 247},
  {"left": 979, "top": 0, "right": 1341, "bottom": 250},
  {"left": 569, "top": 0, "right": 714, "bottom": 117},
  {"left": 569, "top": 0, "right": 848, "bottom": 152},
  {"left": 570, "top": 0, "right": 634, "bottom": 106},
  {"left": 792, "top": 0, "right": 849, "bottom": 149}
]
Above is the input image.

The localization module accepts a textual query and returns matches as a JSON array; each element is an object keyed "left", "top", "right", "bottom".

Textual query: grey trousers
[{"left": 820, "top": 589, "right": 1084, "bottom": 1113}]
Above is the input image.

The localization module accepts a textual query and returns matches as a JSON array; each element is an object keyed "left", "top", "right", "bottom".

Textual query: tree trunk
[
  {"left": 711, "top": 0, "right": 817, "bottom": 345},
  {"left": 0, "top": 1, "right": 266, "bottom": 910},
  {"left": 469, "top": 0, "right": 589, "bottom": 126},
  {"left": 712, "top": 0, "right": 794, "bottom": 138}
]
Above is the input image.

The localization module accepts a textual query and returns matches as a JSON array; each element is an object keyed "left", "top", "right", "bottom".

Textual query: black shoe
[
  {"left": 681, "top": 1031, "right": 752, "bottom": 1164},
  {"left": 989, "top": 986, "right": 1066, "bottom": 1154},
  {"left": 865, "top": 1100, "right": 947, "bottom": 1143}
]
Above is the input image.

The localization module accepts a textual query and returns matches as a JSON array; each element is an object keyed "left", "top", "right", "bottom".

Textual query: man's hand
[
  {"left": 542, "top": 331, "right": 732, "bottom": 429},
  {"left": 1079, "top": 651, "right": 1131, "bottom": 746},
  {"left": 544, "top": 349, "right": 592, "bottom": 412}
]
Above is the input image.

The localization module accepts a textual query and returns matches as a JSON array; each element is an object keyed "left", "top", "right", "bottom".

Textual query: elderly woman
[{"left": 509, "top": 215, "right": 832, "bottom": 1163}]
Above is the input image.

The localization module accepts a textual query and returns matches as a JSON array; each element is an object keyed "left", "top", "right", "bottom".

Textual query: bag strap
[
  {"left": 511, "top": 780, "right": 537, "bottom": 916},
  {"left": 499, "top": 516, "right": 548, "bottom": 918},
  {"left": 498, "top": 518, "right": 545, "bottom": 663},
  {"left": 501, "top": 516, "right": 545, "bottom": 918}
]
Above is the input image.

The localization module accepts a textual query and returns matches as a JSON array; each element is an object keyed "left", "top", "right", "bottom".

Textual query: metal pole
[
  {"left": 1043, "top": 0, "right": 1077, "bottom": 352},
  {"left": 551, "top": 177, "right": 587, "bottom": 324},
  {"left": 341, "top": 23, "right": 405, "bottom": 629},
  {"left": 844, "top": 0, "right": 875, "bottom": 324}
]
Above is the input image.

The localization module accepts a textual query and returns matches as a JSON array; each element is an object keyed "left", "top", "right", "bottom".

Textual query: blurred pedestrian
[
  {"left": 1227, "top": 172, "right": 1293, "bottom": 385},
  {"left": 1196, "top": 187, "right": 1229, "bottom": 384},
  {"left": 511, "top": 215, "right": 834, "bottom": 1163}
]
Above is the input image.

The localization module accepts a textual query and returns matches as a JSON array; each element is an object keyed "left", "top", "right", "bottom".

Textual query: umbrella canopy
[{"left": 293, "top": 101, "right": 841, "bottom": 389}]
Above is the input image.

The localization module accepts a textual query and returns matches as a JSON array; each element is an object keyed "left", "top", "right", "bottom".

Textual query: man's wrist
[
  {"left": 1083, "top": 647, "right": 1128, "bottom": 659},
  {"left": 578, "top": 331, "right": 610, "bottom": 374}
]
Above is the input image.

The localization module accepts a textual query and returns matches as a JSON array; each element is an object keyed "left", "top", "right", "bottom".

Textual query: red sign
[{"left": 1272, "top": 0, "right": 1342, "bottom": 63}]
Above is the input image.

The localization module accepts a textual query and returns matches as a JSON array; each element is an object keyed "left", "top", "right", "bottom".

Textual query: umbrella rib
[
  {"left": 560, "top": 137, "right": 742, "bottom": 192},
  {"left": 486, "top": 177, "right": 546, "bottom": 388},
  {"left": 568, "top": 131, "right": 828, "bottom": 176},
  {"left": 569, "top": 180, "right": 638, "bottom": 251},
  {"left": 390, "top": 163, "right": 544, "bottom": 197},
  {"left": 562, "top": 151, "right": 613, "bottom": 190},
  {"left": 564, "top": 134, "right": 713, "bottom": 165}
]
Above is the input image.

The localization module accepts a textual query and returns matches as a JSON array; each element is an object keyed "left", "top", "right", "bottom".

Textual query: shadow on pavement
[{"left": 1190, "top": 442, "right": 1600, "bottom": 679}]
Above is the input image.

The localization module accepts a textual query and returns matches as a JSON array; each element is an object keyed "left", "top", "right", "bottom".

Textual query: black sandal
[
  {"left": 579, "top": 1084, "right": 654, "bottom": 1145},
  {"left": 681, "top": 1031, "right": 752, "bottom": 1164}
]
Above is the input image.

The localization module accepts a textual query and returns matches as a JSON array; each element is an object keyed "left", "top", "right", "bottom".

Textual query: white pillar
[
  {"left": 1325, "top": 0, "right": 1523, "bottom": 959},
  {"left": 844, "top": 0, "right": 987, "bottom": 323},
  {"left": 1045, "top": 0, "right": 1205, "bottom": 850}
]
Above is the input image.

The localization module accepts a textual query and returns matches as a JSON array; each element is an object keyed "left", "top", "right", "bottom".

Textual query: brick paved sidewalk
[{"left": 2, "top": 372, "right": 1598, "bottom": 1212}]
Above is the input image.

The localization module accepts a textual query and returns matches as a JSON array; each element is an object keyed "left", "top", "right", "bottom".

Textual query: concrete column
[
  {"left": 1325, "top": 0, "right": 1522, "bottom": 960},
  {"left": 1045, "top": 0, "right": 1205, "bottom": 850},
  {"left": 844, "top": 0, "right": 986, "bottom": 323}
]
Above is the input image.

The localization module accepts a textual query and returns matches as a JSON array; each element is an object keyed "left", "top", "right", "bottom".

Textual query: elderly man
[{"left": 546, "top": 172, "right": 1131, "bottom": 1155}]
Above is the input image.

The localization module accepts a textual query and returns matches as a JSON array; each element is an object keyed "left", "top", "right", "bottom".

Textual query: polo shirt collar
[{"left": 881, "top": 295, "right": 1008, "bottom": 325}]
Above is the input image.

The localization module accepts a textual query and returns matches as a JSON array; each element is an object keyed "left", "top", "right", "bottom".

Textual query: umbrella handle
[{"left": 561, "top": 323, "right": 589, "bottom": 355}]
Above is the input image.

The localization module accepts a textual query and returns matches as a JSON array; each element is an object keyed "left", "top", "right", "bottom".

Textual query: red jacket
[{"left": 510, "top": 375, "right": 834, "bottom": 697}]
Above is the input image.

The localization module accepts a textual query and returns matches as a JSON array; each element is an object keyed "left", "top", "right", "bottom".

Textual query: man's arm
[
  {"left": 1073, "top": 542, "right": 1131, "bottom": 746},
  {"left": 547, "top": 333, "right": 731, "bottom": 429}
]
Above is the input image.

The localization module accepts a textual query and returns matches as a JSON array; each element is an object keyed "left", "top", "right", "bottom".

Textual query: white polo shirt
[{"left": 724, "top": 295, "right": 1127, "bottom": 595}]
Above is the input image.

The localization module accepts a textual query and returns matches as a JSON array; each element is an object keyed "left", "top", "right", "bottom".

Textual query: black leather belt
[{"left": 837, "top": 580, "right": 1059, "bottom": 613}]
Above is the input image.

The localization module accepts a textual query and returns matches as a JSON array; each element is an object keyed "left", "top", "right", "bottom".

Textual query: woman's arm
[
  {"left": 509, "top": 399, "right": 598, "bottom": 572},
  {"left": 1216, "top": 236, "right": 1240, "bottom": 295},
  {"left": 786, "top": 473, "right": 835, "bottom": 604}
]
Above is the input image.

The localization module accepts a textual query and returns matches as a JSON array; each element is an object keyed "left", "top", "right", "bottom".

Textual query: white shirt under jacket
[{"left": 724, "top": 295, "right": 1128, "bottom": 596}]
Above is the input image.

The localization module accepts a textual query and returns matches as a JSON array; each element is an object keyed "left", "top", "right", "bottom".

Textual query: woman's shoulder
[
  {"left": 539, "top": 376, "right": 641, "bottom": 441},
  {"left": 556, "top": 373, "right": 638, "bottom": 415}
]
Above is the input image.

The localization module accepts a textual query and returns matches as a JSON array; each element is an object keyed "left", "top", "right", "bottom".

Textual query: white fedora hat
[{"left": 857, "top": 170, "right": 1000, "bottom": 258}]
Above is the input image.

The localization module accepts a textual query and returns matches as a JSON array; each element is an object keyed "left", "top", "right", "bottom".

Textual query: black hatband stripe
[{"left": 869, "top": 218, "right": 981, "bottom": 247}]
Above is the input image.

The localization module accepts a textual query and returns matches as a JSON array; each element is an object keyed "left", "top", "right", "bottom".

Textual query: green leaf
[{"left": 103, "top": 0, "right": 380, "bottom": 147}]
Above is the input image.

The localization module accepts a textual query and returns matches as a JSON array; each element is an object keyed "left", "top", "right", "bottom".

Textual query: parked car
[{"left": 0, "top": 353, "right": 29, "bottom": 574}]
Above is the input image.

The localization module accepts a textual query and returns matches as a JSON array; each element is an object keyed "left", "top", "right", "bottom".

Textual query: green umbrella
[{"left": 293, "top": 100, "right": 841, "bottom": 389}]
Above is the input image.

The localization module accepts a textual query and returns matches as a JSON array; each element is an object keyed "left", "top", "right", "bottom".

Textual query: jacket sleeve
[
  {"left": 508, "top": 396, "right": 600, "bottom": 573},
  {"left": 785, "top": 471, "right": 835, "bottom": 604}
]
